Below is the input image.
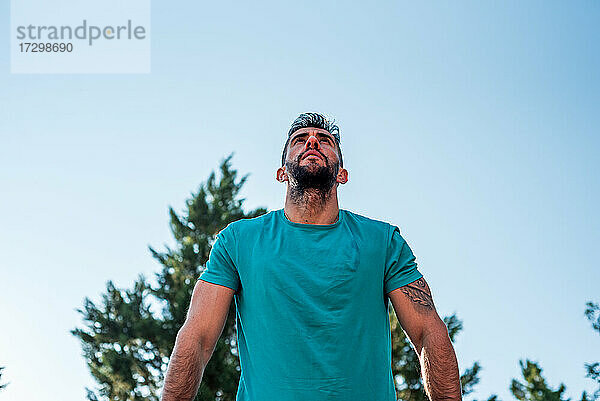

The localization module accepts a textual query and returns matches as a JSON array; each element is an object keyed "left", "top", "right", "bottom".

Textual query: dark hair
[{"left": 281, "top": 112, "right": 343, "bottom": 167}]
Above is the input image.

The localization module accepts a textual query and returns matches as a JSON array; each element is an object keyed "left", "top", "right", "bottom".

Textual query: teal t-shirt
[{"left": 199, "top": 208, "right": 422, "bottom": 401}]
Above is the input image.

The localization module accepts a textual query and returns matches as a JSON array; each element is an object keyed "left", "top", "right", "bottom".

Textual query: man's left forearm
[{"left": 418, "top": 322, "right": 462, "bottom": 400}]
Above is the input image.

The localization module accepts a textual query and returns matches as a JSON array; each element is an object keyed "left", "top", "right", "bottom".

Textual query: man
[{"left": 161, "top": 113, "right": 462, "bottom": 401}]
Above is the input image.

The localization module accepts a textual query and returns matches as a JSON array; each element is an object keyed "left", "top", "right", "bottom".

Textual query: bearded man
[{"left": 161, "top": 112, "right": 462, "bottom": 401}]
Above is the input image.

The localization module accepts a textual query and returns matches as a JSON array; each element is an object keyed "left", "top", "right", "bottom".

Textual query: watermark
[
  {"left": 16, "top": 20, "right": 147, "bottom": 46},
  {"left": 11, "top": 0, "right": 150, "bottom": 73}
]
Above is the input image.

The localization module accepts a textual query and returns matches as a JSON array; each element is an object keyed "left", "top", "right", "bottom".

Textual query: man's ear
[
  {"left": 336, "top": 168, "right": 348, "bottom": 185},
  {"left": 276, "top": 166, "right": 288, "bottom": 183}
]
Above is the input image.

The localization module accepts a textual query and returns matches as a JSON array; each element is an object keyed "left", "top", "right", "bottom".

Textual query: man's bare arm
[
  {"left": 161, "top": 280, "right": 235, "bottom": 401},
  {"left": 388, "top": 277, "right": 462, "bottom": 400}
]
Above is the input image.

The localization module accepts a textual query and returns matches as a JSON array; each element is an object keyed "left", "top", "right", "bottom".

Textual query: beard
[{"left": 285, "top": 152, "right": 339, "bottom": 204}]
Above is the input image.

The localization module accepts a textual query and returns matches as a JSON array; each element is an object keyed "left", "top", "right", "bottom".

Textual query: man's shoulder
[
  {"left": 342, "top": 209, "right": 392, "bottom": 229},
  {"left": 224, "top": 210, "right": 277, "bottom": 236},
  {"left": 342, "top": 209, "right": 396, "bottom": 237}
]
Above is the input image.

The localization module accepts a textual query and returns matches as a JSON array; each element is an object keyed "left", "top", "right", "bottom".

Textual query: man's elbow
[
  {"left": 415, "top": 316, "right": 450, "bottom": 352},
  {"left": 177, "top": 322, "right": 215, "bottom": 367}
]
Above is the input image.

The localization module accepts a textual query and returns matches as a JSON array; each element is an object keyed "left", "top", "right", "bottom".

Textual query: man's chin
[
  {"left": 299, "top": 158, "right": 324, "bottom": 167},
  {"left": 286, "top": 160, "right": 337, "bottom": 187}
]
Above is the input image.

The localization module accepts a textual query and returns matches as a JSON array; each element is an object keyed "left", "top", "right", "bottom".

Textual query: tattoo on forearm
[{"left": 401, "top": 278, "right": 434, "bottom": 311}]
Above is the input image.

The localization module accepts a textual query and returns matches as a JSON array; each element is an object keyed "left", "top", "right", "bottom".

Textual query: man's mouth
[{"left": 301, "top": 151, "right": 323, "bottom": 160}]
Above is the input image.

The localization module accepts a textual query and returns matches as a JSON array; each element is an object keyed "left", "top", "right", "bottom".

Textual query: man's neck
[{"left": 283, "top": 188, "right": 340, "bottom": 225}]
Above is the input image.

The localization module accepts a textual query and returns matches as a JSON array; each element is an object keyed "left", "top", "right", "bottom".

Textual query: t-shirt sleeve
[
  {"left": 384, "top": 225, "right": 423, "bottom": 294},
  {"left": 198, "top": 225, "right": 240, "bottom": 292}
]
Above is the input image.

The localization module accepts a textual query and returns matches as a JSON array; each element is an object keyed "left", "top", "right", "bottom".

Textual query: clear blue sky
[{"left": 1, "top": 1, "right": 599, "bottom": 401}]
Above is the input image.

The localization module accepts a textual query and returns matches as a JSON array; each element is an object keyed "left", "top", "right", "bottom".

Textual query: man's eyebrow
[
  {"left": 316, "top": 132, "right": 334, "bottom": 140},
  {"left": 290, "top": 132, "right": 308, "bottom": 140},
  {"left": 290, "top": 131, "right": 334, "bottom": 141}
]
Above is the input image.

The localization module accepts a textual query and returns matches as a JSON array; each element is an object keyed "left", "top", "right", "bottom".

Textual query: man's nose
[{"left": 305, "top": 135, "right": 320, "bottom": 150}]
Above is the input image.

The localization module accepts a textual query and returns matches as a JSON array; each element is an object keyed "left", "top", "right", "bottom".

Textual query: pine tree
[
  {"left": 583, "top": 302, "right": 600, "bottom": 400},
  {"left": 72, "top": 154, "right": 266, "bottom": 401},
  {"left": 510, "top": 360, "right": 569, "bottom": 401},
  {"left": 389, "top": 308, "right": 495, "bottom": 400}
]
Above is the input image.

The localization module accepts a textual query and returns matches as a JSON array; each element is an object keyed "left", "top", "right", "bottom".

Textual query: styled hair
[{"left": 281, "top": 112, "right": 343, "bottom": 167}]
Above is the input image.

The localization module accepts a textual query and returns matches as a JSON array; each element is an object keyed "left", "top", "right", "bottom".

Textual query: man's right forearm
[{"left": 161, "top": 325, "right": 207, "bottom": 401}]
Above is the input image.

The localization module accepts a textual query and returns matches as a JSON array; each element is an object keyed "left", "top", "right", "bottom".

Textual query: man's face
[{"left": 277, "top": 127, "right": 347, "bottom": 194}]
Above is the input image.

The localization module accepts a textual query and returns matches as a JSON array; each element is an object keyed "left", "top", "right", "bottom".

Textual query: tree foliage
[
  {"left": 72, "top": 155, "right": 266, "bottom": 401},
  {"left": 505, "top": 301, "right": 600, "bottom": 401},
  {"left": 584, "top": 302, "right": 600, "bottom": 401},
  {"left": 0, "top": 366, "right": 7, "bottom": 391},
  {"left": 510, "top": 360, "right": 569, "bottom": 401}
]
